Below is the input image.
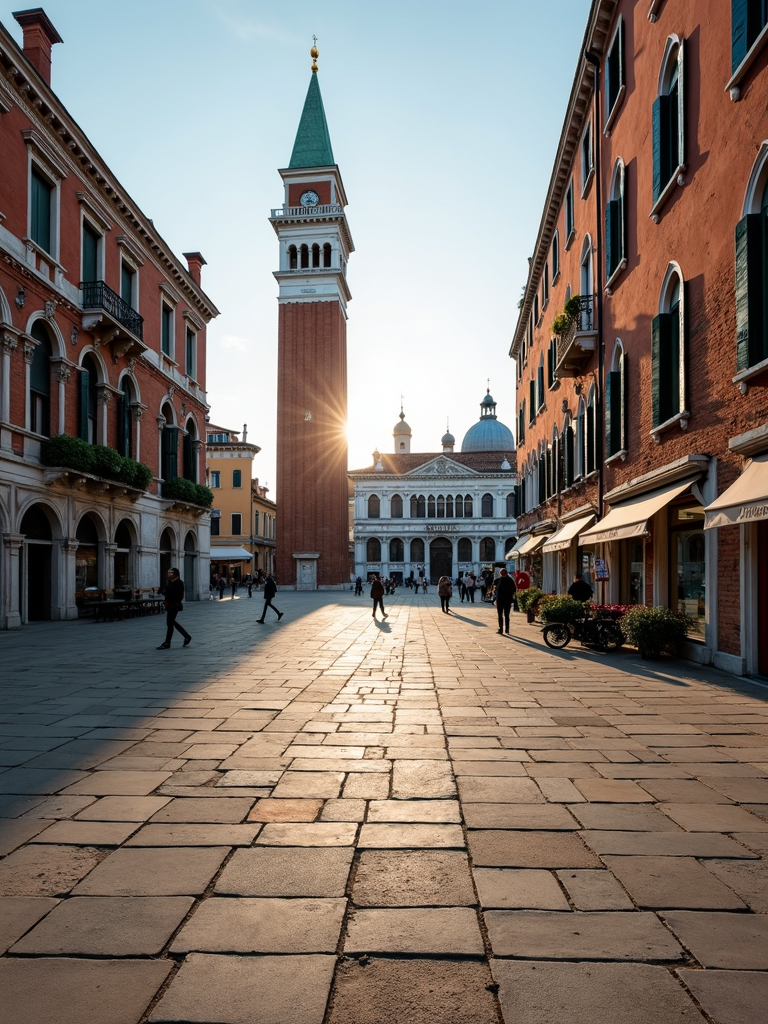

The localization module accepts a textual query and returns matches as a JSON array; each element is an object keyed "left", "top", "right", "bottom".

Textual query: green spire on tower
[{"left": 288, "top": 42, "right": 335, "bottom": 169}]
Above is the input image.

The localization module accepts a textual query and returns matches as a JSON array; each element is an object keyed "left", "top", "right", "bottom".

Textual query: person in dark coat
[
  {"left": 567, "top": 573, "right": 594, "bottom": 602},
  {"left": 355, "top": 576, "right": 363, "bottom": 596},
  {"left": 494, "top": 567, "right": 517, "bottom": 635},
  {"left": 218, "top": 576, "right": 226, "bottom": 600},
  {"left": 370, "top": 574, "right": 387, "bottom": 620},
  {"left": 257, "top": 574, "right": 283, "bottom": 623},
  {"left": 157, "top": 568, "right": 191, "bottom": 649}
]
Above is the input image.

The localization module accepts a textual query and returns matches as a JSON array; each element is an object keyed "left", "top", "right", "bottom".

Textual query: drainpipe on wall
[{"left": 585, "top": 51, "right": 605, "bottom": 522}]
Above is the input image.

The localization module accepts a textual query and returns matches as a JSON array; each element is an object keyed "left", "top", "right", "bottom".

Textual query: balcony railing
[
  {"left": 555, "top": 294, "right": 597, "bottom": 377},
  {"left": 270, "top": 204, "right": 343, "bottom": 218},
  {"left": 81, "top": 280, "right": 144, "bottom": 340}
]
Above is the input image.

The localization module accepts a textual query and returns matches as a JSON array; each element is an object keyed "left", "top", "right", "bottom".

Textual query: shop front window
[
  {"left": 628, "top": 540, "right": 644, "bottom": 606},
  {"left": 670, "top": 503, "right": 705, "bottom": 636}
]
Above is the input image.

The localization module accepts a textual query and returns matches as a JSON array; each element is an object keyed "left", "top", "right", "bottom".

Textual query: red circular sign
[{"left": 514, "top": 571, "right": 530, "bottom": 590}]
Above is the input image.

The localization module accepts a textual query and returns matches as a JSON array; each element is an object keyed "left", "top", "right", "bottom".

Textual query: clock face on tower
[{"left": 300, "top": 189, "right": 320, "bottom": 208}]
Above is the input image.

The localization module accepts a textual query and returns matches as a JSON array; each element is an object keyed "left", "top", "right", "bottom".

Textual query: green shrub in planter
[
  {"left": 127, "top": 461, "right": 153, "bottom": 491},
  {"left": 620, "top": 605, "right": 695, "bottom": 659},
  {"left": 91, "top": 444, "right": 125, "bottom": 481},
  {"left": 517, "top": 587, "right": 546, "bottom": 614},
  {"left": 162, "top": 477, "right": 214, "bottom": 508},
  {"left": 40, "top": 434, "right": 94, "bottom": 473},
  {"left": 539, "top": 595, "right": 587, "bottom": 624}
]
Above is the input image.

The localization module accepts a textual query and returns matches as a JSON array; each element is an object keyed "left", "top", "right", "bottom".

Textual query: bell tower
[{"left": 270, "top": 44, "right": 354, "bottom": 589}]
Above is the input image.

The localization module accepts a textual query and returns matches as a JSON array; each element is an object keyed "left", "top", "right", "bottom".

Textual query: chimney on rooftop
[
  {"left": 13, "top": 8, "right": 62, "bottom": 87},
  {"left": 183, "top": 252, "right": 207, "bottom": 286}
]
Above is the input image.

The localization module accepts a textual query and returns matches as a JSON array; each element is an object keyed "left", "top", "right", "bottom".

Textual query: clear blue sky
[{"left": 2, "top": 0, "right": 592, "bottom": 488}]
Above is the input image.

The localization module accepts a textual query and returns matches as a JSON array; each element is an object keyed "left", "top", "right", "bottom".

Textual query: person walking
[
  {"left": 246, "top": 575, "right": 253, "bottom": 599},
  {"left": 355, "top": 576, "right": 363, "bottom": 596},
  {"left": 257, "top": 574, "right": 283, "bottom": 623},
  {"left": 467, "top": 573, "right": 477, "bottom": 603},
  {"left": 231, "top": 577, "right": 237, "bottom": 599},
  {"left": 438, "top": 575, "right": 453, "bottom": 614},
  {"left": 370, "top": 574, "right": 387, "bottom": 621},
  {"left": 157, "top": 567, "right": 191, "bottom": 649},
  {"left": 218, "top": 576, "right": 226, "bottom": 600},
  {"left": 494, "top": 567, "right": 517, "bottom": 635}
]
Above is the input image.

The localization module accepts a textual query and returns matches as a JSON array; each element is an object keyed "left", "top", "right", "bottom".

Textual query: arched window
[
  {"left": 117, "top": 376, "right": 133, "bottom": 458},
  {"left": 455, "top": 494, "right": 464, "bottom": 518},
  {"left": 288, "top": 245, "right": 297, "bottom": 270},
  {"left": 312, "top": 243, "right": 320, "bottom": 268},
  {"left": 391, "top": 494, "right": 403, "bottom": 518},
  {"left": 542, "top": 261, "right": 549, "bottom": 307},
  {"left": 411, "top": 494, "right": 426, "bottom": 518},
  {"left": 410, "top": 538, "right": 425, "bottom": 563},
  {"left": 504, "top": 536, "right": 517, "bottom": 555},
  {"left": 323, "top": 242, "right": 332, "bottom": 268},
  {"left": 506, "top": 492, "right": 516, "bottom": 517},
  {"left": 159, "top": 527, "right": 175, "bottom": 585},
  {"left": 580, "top": 235, "right": 594, "bottom": 312},
  {"left": 563, "top": 414, "right": 575, "bottom": 488},
  {"left": 427, "top": 495, "right": 436, "bottom": 518},
  {"left": 606, "top": 159, "right": 627, "bottom": 280},
  {"left": 437, "top": 494, "right": 445, "bottom": 518},
  {"left": 652, "top": 265, "right": 685, "bottom": 428},
  {"left": 464, "top": 494, "right": 473, "bottom": 517},
  {"left": 653, "top": 37, "right": 685, "bottom": 203},
  {"left": 551, "top": 426, "right": 560, "bottom": 496},
  {"left": 586, "top": 386, "right": 597, "bottom": 475},
  {"left": 458, "top": 537, "right": 472, "bottom": 562},
  {"left": 446, "top": 495, "right": 454, "bottom": 517},
  {"left": 161, "top": 403, "right": 178, "bottom": 482},
  {"left": 481, "top": 493, "right": 494, "bottom": 518},
  {"left": 480, "top": 538, "right": 496, "bottom": 561},
  {"left": 536, "top": 354, "right": 544, "bottom": 410},
  {"left": 576, "top": 398, "right": 585, "bottom": 480},
  {"left": 606, "top": 341, "right": 627, "bottom": 456},
  {"left": 552, "top": 229, "right": 560, "bottom": 280},
  {"left": 367, "top": 538, "right": 381, "bottom": 562},
  {"left": 735, "top": 165, "right": 768, "bottom": 370},
  {"left": 29, "top": 322, "right": 52, "bottom": 437},
  {"left": 114, "top": 519, "right": 133, "bottom": 588},
  {"left": 389, "top": 538, "right": 404, "bottom": 562},
  {"left": 368, "top": 494, "right": 380, "bottom": 519},
  {"left": 183, "top": 419, "right": 197, "bottom": 482},
  {"left": 80, "top": 353, "right": 99, "bottom": 444},
  {"left": 76, "top": 513, "right": 100, "bottom": 590},
  {"left": 300, "top": 244, "right": 309, "bottom": 269}
]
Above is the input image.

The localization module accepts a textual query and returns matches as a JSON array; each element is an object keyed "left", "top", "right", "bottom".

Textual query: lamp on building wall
[{"left": 15, "top": 287, "right": 26, "bottom": 310}]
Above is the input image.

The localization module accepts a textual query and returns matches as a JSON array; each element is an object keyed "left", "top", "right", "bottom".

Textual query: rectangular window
[
  {"left": 605, "top": 17, "right": 625, "bottom": 123},
  {"left": 210, "top": 470, "right": 220, "bottom": 488},
  {"left": 185, "top": 328, "right": 196, "bottom": 377},
  {"left": 565, "top": 180, "right": 574, "bottom": 240},
  {"left": 605, "top": 369, "right": 623, "bottom": 455},
  {"left": 552, "top": 232, "right": 559, "bottom": 279},
  {"left": 161, "top": 304, "right": 173, "bottom": 357},
  {"left": 210, "top": 516, "right": 220, "bottom": 537},
  {"left": 536, "top": 362, "right": 545, "bottom": 410},
  {"left": 651, "top": 312, "right": 681, "bottom": 426},
  {"left": 732, "top": 0, "right": 768, "bottom": 74},
  {"left": 581, "top": 122, "right": 593, "bottom": 192},
  {"left": 233, "top": 469, "right": 242, "bottom": 488},
  {"left": 528, "top": 380, "right": 536, "bottom": 421},
  {"left": 231, "top": 513, "right": 242, "bottom": 535},
  {"left": 82, "top": 222, "right": 99, "bottom": 283},
  {"left": 30, "top": 167, "right": 53, "bottom": 253},
  {"left": 254, "top": 511, "right": 260, "bottom": 536},
  {"left": 735, "top": 213, "right": 767, "bottom": 370},
  {"left": 121, "top": 263, "right": 135, "bottom": 308}
]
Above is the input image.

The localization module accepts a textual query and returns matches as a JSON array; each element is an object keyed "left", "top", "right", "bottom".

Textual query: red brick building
[
  {"left": 270, "top": 50, "right": 353, "bottom": 589},
  {"left": 0, "top": 10, "right": 218, "bottom": 627},
  {"left": 512, "top": 0, "right": 768, "bottom": 676}
]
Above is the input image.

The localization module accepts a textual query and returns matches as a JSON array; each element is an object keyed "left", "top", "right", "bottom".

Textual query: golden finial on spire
[{"left": 310, "top": 35, "right": 319, "bottom": 73}]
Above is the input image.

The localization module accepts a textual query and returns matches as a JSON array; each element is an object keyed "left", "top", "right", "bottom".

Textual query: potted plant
[
  {"left": 551, "top": 294, "right": 582, "bottom": 336},
  {"left": 517, "top": 587, "right": 546, "bottom": 623},
  {"left": 620, "top": 606, "right": 696, "bottom": 659},
  {"left": 539, "top": 595, "right": 586, "bottom": 624}
]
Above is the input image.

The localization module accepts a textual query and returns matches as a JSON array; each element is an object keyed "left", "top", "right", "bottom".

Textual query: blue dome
[{"left": 461, "top": 418, "right": 515, "bottom": 452}]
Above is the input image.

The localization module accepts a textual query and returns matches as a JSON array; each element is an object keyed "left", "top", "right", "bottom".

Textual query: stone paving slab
[
  {"left": 352, "top": 850, "right": 475, "bottom": 906},
  {"left": 486, "top": 910, "right": 684, "bottom": 960},
  {"left": 366, "top": 799, "right": 461, "bottom": 822},
  {"left": 0, "top": 896, "right": 58, "bottom": 952},
  {"left": 468, "top": 830, "right": 601, "bottom": 868},
  {"left": 10, "top": 894, "right": 194, "bottom": 955},
  {"left": 125, "top": 823, "right": 260, "bottom": 846},
  {"left": 170, "top": 897, "right": 346, "bottom": 953},
  {"left": 0, "top": 957, "right": 173, "bottom": 1024},
  {"left": 344, "top": 907, "right": 484, "bottom": 955},
  {"left": 29, "top": 819, "right": 139, "bottom": 846},
  {"left": 216, "top": 847, "right": 353, "bottom": 897},
  {"left": 492, "top": 961, "right": 706, "bottom": 1024},
  {"left": 555, "top": 868, "right": 635, "bottom": 910},
  {"left": 0, "top": 843, "right": 104, "bottom": 895},
  {"left": 463, "top": 803, "right": 578, "bottom": 829},
  {"left": 602, "top": 855, "right": 747, "bottom": 910},
  {"left": 72, "top": 846, "right": 229, "bottom": 896},
  {"left": 358, "top": 823, "right": 464, "bottom": 848},
  {"left": 580, "top": 830, "right": 757, "bottom": 857},
  {"left": 677, "top": 969, "right": 768, "bottom": 1024},
  {"left": 149, "top": 953, "right": 336, "bottom": 1024},
  {"left": 662, "top": 912, "right": 768, "bottom": 969},
  {"left": 473, "top": 867, "right": 570, "bottom": 910},
  {"left": 0, "top": 817, "right": 55, "bottom": 855},
  {"left": 327, "top": 957, "right": 499, "bottom": 1024}
]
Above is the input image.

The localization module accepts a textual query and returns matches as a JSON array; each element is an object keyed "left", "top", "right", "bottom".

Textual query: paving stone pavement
[{"left": 1, "top": 589, "right": 767, "bottom": 1023}]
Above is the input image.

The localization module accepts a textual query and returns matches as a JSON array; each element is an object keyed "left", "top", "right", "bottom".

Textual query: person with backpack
[{"left": 438, "top": 575, "right": 453, "bottom": 614}]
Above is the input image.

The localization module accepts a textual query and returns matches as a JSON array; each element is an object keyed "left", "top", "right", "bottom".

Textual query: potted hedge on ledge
[
  {"left": 41, "top": 434, "right": 153, "bottom": 491},
  {"left": 620, "top": 606, "right": 696, "bottom": 659}
]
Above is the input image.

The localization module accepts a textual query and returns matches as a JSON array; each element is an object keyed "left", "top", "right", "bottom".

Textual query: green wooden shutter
[
  {"left": 605, "top": 200, "right": 620, "bottom": 278},
  {"left": 565, "top": 426, "right": 574, "bottom": 487},
  {"left": 79, "top": 369, "right": 90, "bottom": 441},
  {"left": 652, "top": 97, "right": 670, "bottom": 202},
  {"left": 605, "top": 371, "right": 614, "bottom": 455},
  {"left": 618, "top": 16, "right": 625, "bottom": 93},
  {"left": 621, "top": 353, "right": 629, "bottom": 452},
  {"left": 163, "top": 426, "right": 178, "bottom": 481},
  {"left": 31, "top": 170, "right": 52, "bottom": 253},
  {"left": 82, "top": 224, "right": 98, "bottom": 284},
  {"left": 677, "top": 40, "right": 685, "bottom": 170},
  {"left": 735, "top": 215, "right": 764, "bottom": 370},
  {"left": 529, "top": 380, "right": 535, "bottom": 417},
  {"left": 117, "top": 394, "right": 125, "bottom": 455},
  {"left": 606, "top": 370, "right": 622, "bottom": 455},
  {"left": 547, "top": 344, "right": 553, "bottom": 389},
  {"left": 731, "top": 0, "right": 750, "bottom": 72},
  {"left": 651, "top": 314, "right": 672, "bottom": 426},
  {"left": 586, "top": 406, "right": 595, "bottom": 474},
  {"left": 538, "top": 459, "right": 545, "bottom": 505}
]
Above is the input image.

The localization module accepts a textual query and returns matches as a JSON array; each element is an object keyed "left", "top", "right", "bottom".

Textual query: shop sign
[{"left": 593, "top": 557, "right": 610, "bottom": 581}]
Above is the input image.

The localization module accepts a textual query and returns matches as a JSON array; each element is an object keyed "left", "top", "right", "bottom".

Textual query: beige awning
[
  {"left": 514, "top": 534, "right": 546, "bottom": 557},
  {"left": 704, "top": 453, "right": 768, "bottom": 529},
  {"left": 504, "top": 536, "right": 528, "bottom": 560},
  {"left": 578, "top": 478, "right": 697, "bottom": 545},
  {"left": 209, "top": 546, "right": 254, "bottom": 561},
  {"left": 541, "top": 514, "right": 596, "bottom": 553}
]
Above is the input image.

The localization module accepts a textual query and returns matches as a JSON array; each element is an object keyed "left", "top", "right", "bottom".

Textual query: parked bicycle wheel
[
  {"left": 597, "top": 622, "right": 624, "bottom": 651},
  {"left": 543, "top": 623, "right": 571, "bottom": 649}
]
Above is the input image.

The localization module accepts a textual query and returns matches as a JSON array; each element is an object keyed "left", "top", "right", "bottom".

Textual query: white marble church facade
[{"left": 350, "top": 395, "right": 518, "bottom": 583}]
